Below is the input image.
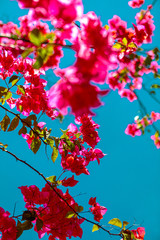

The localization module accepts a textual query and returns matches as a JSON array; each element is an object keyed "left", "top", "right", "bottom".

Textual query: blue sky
[{"left": 0, "top": 0, "right": 160, "bottom": 240}]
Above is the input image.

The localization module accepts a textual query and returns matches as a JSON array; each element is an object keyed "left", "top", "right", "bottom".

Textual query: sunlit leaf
[
  {"left": 123, "top": 221, "right": 129, "bottom": 230},
  {"left": 17, "top": 85, "right": 25, "bottom": 95},
  {"left": 92, "top": 224, "right": 100, "bottom": 232},
  {"left": 51, "top": 147, "right": 58, "bottom": 163},
  {"left": 46, "top": 175, "right": 56, "bottom": 183},
  {"left": 65, "top": 211, "right": 76, "bottom": 218},
  {"left": 108, "top": 218, "right": 122, "bottom": 228}
]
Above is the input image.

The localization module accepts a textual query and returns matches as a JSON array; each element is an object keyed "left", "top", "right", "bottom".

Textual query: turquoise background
[{"left": 0, "top": 0, "right": 160, "bottom": 240}]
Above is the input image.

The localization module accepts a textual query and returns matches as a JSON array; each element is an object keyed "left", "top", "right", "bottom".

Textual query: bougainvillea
[{"left": 0, "top": 0, "right": 159, "bottom": 239}]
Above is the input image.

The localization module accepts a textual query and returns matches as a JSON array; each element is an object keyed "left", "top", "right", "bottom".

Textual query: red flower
[{"left": 131, "top": 227, "right": 145, "bottom": 239}]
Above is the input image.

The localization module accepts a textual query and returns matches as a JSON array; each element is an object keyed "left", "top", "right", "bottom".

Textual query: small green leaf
[
  {"left": 151, "top": 84, "right": 160, "bottom": 89},
  {"left": 36, "top": 218, "right": 43, "bottom": 231},
  {"left": 16, "top": 220, "right": 23, "bottom": 239},
  {"left": 122, "top": 37, "right": 128, "bottom": 46},
  {"left": 51, "top": 147, "right": 58, "bottom": 163},
  {"left": 123, "top": 221, "right": 129, "bottom": 230},
  {"left": 17, "top": 85, "right": 25, "bottom": 95},
  {"left": 8, "top": 116, "right": 19, "bottom": 132},
  {"left": 18, "top": 126, "right": 27, "bottom": 135},
  {"left": 104, "top": 25, "right": 109, "bottom": 30},
  {"left": 22, "top": 48, "right": 34, "bottom": 58},
  {"left": 0, "top": 142, "right": 8, "bottom": 148},
  {"left": 0, "top": 87, "right": 7, "bottom": 98},
  {"left": 0, "top": 115, "right": 10, "bottom": 131},
  {"left": 65, "top": 211, "right": 76, "bottom": 218},
  {"left": 9, "top": 75, "right": 19, "bottom": 86},
  {"left": 22, "top": 210, "right": 36, "bottom": 221},
  {"left": 92, "top": 224, "right": 100, "bottom": 232},
  {"left": 29, "top": 28, "right": 42, "bottom": 47},
  {"left": 21, "top": 220, "right": 33, "bottom": 230},
  {"left": 46, "top": 175, "right": 56, "bottom": 183},
  {"left": 113, "top": 43, "right": 121, "bottom": 49},
  {"left": 46, "top": 137, "right": 54, "bottom": 148},
  {"left": 33, "top": 56, "right": 44, "bottom": 69},
  {"left": 128, "top": 42, "right": 137, "bottom": 48},
  {"left": 108, "top": 218, "right": 122, "bottom": 228},
  {"left": 4, "top": 91, "right": 12, "bottom": 100},
  {"left": 31, "top": 138, "right": 41, "bottom": 154}
]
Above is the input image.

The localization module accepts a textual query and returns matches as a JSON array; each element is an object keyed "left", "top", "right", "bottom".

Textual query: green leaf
[
  {"left": 123, "top": 221, "right": 129, "bottom": 230},
  {"left": 9, "top": 75, "right": 19, "bottom": 86},
  {"left": 46, "top": 175, "right": 56, "bottom": 183},
  {"left": 65, "top": 211, "right": 76, "bottom": 218},
  {"left": 0, "top": 115, "right": 10, "bottom": 131},
  {"left": 18, "top": 126, "right": 27, "bottom": 135},
  {"left": 16, "top": 221, "right": 23, "bottom": 239},
  {"left": 128, "top": 42, "right": 137, "bottom": 48},
  {"left": 151, "top": 84, "right": 160, "bottom": 89},
  {"left": 21, "top": 220, "right": 33, "bottom": 231},
  {"left": 33, "top": 56, "right": 44, "bottom": 69},
  {"left": 104, "top": 25, "right": 109, "bottom": 30},
  {"left": 36, "top": 218, "right": 43, "bottom": 231},
  {"left": 155, "top": 131, "right": 159, "bottom": 138},
  {"left": 22, "top": 48, "right": 34, "bottom": 58},
  {"left": 17, "top": 85, "right": 25, "bottom": 95},
  {"left": 8, "top": 116, "right": 19, "bottom": 132},
  {"left": 108, "top": 218, "right": 122, "bottom": 228},
  {"left": 122, "top": 37, "right": 128, "bottom": 46},
  {"left": 46, "top": 137, "right": 54, "bottom": 148},
  {"left": 92, "top": 224, "right": 100, "bottom": 232},
  {"left": 4, "top": 91, "right": 12, "bottom": 100},
  {"left": 0, "top": 87, "right": 7, "bottom": 98},
  {"left": 113, "top": 43, "right": 121, "bottom": 49},
  {"left": 22, "top": 210, "right": 36, "bottom": 221},
  {"left": 51, "top": 147, "right": 58, "bottom": 163},
  {"left": 75, "top": 205, "right": 83, "bottom": 213},
  {"left": 31, "top": 138, "right": 41, "bottom": 154},
  {"left": 29, "top": 28, "right": 42, "bottom": 47},
  {"left": 144, "top": 55, "right": 152, "bottom": 67}
]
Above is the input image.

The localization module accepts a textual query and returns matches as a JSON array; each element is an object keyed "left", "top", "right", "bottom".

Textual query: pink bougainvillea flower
[
  {"left": 48, "top": 78, "right": 109, "bottom": 116},
  {"left": 79, "top": 114, "right": 100, "bottom": 148},
  {"left": 16, "top": 0, "right": 83, "bottom": 27},
  {"left": 88, "top": 197, "right": 107, "bottom": 222},
  {"left": 119, "top": 89, "right": 137, "bottom": 102},
  {"left": 151, "top": 111, "right": 160, "bottom": 122},
  {"left": 151, "top": 133, "right": 160, "bottom": 149},
  {"left": 62, "top": 175, "right": 79, "bottom": 187},
  {"left": 135, "top": 8, "right": 155, "bottom": 44},
  {"left": 0, "top": 207, "right": 17, "bottom": 240},
  {"left": 131, "top": 227, "right": 145, "bottom": 239},
  {"left": 125, "top": 124, "right": 142, "bottom": 137},
  {"left": 128, "top": 0, "right": 144, "bottom": 8}
]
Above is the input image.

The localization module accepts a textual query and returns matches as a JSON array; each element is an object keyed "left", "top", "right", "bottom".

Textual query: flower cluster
[
  {"left": 128, "top": 0, "right": 144, "bottom": 8},
  {"left": 19, "top": 184, "right": 84, "bottom": 240},
  {"left": 59, "top": 115, "right": 105, "bottom": 175},
  {"left": 125, "top": 112, "right": 160, "bottom": 148}
]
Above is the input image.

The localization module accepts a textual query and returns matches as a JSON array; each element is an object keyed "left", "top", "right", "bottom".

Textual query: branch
[
  {"left": 0, "top": 104, "right": 47, "bottom": 146},
  {"left": 0, "top": 146, "right": 122, "bottom": 238},
  {"left": 0, "top": 35, "right": 73, "bottom": 49}
]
